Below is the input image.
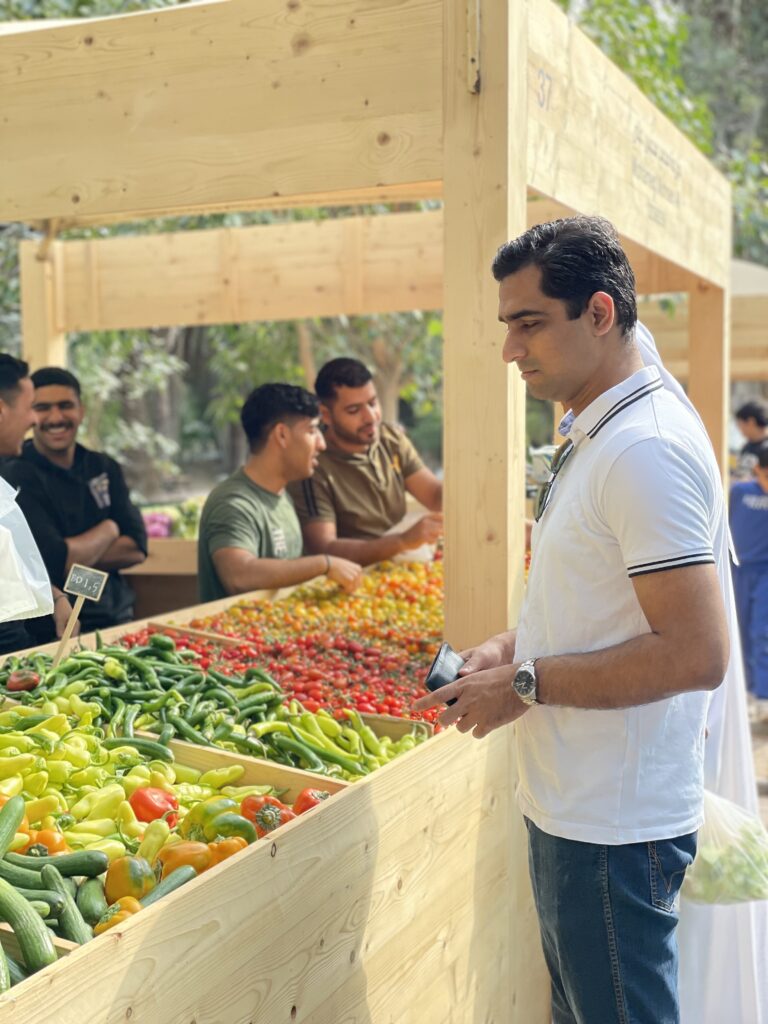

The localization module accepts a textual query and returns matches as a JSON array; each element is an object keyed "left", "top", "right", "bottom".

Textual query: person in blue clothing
[{"left": 730, "top": 440, "right": 768, "bottom": 720}]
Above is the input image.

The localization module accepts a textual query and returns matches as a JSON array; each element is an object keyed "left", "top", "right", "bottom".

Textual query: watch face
[{"left": 515, "top": 668, "right": 536, "bottom": 698}]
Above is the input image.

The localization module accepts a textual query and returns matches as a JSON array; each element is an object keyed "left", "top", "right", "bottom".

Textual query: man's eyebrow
[{"left": 498, "top": 308, "right": 547, "bottom": 323}]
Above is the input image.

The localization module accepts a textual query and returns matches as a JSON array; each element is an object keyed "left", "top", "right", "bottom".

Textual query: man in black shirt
[
  {"left": 735, "top": 399, "right": 768, "bottom": 476},
  {"left": 0, "top": 355, "right": 75, "bottom": 654},
  {"left": 8, "top": 367, "right": 147, "bottom": 633}
]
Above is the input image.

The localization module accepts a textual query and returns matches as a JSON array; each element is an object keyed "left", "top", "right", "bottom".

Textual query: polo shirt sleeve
[
  {"left": 106, "top": 460, "right": 148, "bottom": 556},
  {"left": 598, "top": 438, "right": 715, "bottom": 578},
  {"left": 205, "top": 499, "right": 265, "bottom": 558},
  {"left": 287, "top": 470, "right": 336, "bottom": 525},
  {"left": 9, "top": 463, "right": 69, "bottom": 588},
  {"left": 398, "top": 431, "right": 424, "bottom": 478}
]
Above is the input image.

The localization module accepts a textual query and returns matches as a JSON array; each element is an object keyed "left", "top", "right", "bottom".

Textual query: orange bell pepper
[
  {"left": 104, "top": 855, "right": 156, "bottom": 904},
  {"left": 155, "top": 838, "right": 248, "bottom": 880},
  {"left": 20, "top": 828, "right": 71, "bottom": 856},
  {"left": 93, "top": 896, "right": 142, "bottom": 936}
]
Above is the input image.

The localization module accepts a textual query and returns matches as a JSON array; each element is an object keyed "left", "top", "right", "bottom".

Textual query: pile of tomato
[{"left": 121, "top": 562, "right": 446, "bottom": 724}]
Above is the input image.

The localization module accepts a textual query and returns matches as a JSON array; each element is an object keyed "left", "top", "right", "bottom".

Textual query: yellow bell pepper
[
  {"left": 26, "top": 715, "right": 69, "bottom": 738},
  {"left": 116, "top": 801, "right": 145, "bottom": 840},
  {"left": 69, "top": 818, "right": 118, "bottom": 837},
  {"left": 93, "top": 896, "right": 142, "bottom": 936},
  {"left": 24, "top": 795, "right": 61, "bottom": 825},
  {"left": 198, "top": 765, "right": 245, "bottom": 789},
  {"left": 0, "top": 776, "right": 23, "bottom": 798},
  {"left": 22, "top": 771, "right": 49, "bottom": 797},
  {"left": 86, "top": 838, "right": 126, "bottom": 862}
]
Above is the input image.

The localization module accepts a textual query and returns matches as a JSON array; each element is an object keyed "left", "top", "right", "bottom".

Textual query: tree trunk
[{"left": 297, "top": 320, "right": 317, "bottom": 389}]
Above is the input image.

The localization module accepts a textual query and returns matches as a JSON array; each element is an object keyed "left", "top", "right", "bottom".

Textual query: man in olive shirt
[
  {"left": 289, "top": 358, "right": 443, "bottom": 566},
  {"left": 198, "top": 383, "right": 362, "bottom": 602}
]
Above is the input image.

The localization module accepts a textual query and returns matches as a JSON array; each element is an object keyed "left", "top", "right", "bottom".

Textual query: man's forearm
[
  {"left": 325, "top": 534, "right": 404, "bottom": 566},
  {"left": 537, "top": 632, "right": 725, "bottom": 710},
  {"left": 223, "top": 555, "right": 329, "bottom": 594},
  {"left": 96, "top": 536, "right": 146, "bottom": 572},
  {"left": 65, "top": 521, "right": 119, "bottom": 571}
]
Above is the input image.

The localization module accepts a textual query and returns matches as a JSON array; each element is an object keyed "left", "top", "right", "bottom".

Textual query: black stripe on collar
[{"left": 587, "top": 381, "right": 664, "bottom": 439}]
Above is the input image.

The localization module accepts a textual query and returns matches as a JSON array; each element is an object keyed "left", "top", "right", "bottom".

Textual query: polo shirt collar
[{"left": 563, "top": 365, "right": 663, "bottom": 445}]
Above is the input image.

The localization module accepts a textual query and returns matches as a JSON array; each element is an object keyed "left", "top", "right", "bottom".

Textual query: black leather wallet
[{"left": 425, "top": 642, "right": 465, "bottom": 706}]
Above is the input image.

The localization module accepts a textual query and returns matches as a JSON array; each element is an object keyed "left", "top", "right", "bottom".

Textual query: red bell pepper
[
  {"left": 240, "top": 794, "right": 296, "bottom": 838},
  {"left": 129, "top": 787, "right": 179, "bottom": 829},
  {"left": 6, "top": 670, "right": 40, "bottom": 692},
  {"left": 293, "top": 788, "right": 330, "bottom": 816}
]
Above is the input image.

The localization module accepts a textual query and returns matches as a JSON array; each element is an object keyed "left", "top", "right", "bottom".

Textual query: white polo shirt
[{"left": 515, "top": 365, "right": 723, "bottom": 844}]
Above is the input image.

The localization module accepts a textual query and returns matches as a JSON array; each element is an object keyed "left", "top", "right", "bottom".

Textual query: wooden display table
[{"left": 123, "top": 538, "right": 198, "bottom": 620}]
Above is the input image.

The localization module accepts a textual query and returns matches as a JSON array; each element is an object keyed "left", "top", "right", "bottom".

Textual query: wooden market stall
[{"left": 0, "top": 0, "right": 731, "bottom": 1021}]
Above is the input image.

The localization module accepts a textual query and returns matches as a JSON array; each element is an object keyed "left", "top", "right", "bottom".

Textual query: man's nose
[
  {"left": 316, "top": 432, "right": 327, "bottom": 452},
  {"left": 502, "top": 332, "right": 525, "bottom": 364}
]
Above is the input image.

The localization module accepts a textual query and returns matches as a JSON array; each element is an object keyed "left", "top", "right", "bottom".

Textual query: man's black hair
[
  {"left": 240, "top": 383, "right": 319, "bottom": 453},
  {"left": 0, "top": 353, "right": 29, "bottom": 404},
  {"left": 491, "top": 215, "right": 638, "bottom": 337},
  {"left": 758, "top": 441, "right": 768, "bottom": 470},
  {"left": 31, "top": 366, "right": 82, "bottom": 399},
  {"left": 315, "top": 358, "right": 373, "bottom": 403},
  {"left": 736, "top": 399, "right": 768, "bottom": 428}
]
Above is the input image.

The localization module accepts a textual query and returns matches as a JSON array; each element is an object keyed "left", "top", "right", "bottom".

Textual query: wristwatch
[{"left": 513, "top": 658, "right": 540, "bottom": 706}]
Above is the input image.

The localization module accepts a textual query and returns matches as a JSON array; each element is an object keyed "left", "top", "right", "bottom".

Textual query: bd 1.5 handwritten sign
[
  {"left": 52, "top": 564, "right": 110, "bottom": 668},
  {"left": 64, "top": 563, "right": 108, "bottom": 603}
]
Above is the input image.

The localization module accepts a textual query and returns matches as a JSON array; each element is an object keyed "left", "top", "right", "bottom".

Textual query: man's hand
[
  {"left": 326, "top": 556, "right": 363, "bottom": 594},
  {"left": 52, "top": 592, "right": 80, "bottom": 639},
  {"left": 399, "top": 513, "right": 443, "bottom": 550},
  {"left": 413, "top": 662, "right": 529, "bottom": 738},
  {"left": 458, "top": 630, "right": 517, "bottom": 675}
]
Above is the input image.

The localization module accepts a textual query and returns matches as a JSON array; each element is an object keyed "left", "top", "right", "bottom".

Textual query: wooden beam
[
  {"left": 19, "top": 238, "right": 66, "bottom": 370},
  {"left": 443, "top": 2, "right": 549, "bottom": 1020},
  {"left": 0, "top": 0, "right": 442, "bottom": 224},
  {"left": 59, "top": 212, "right": 444, "bottom": 331},
  {"left": 526, "top": 0, "right": 730, "bottom": 289},
  {"left": 688, "top": 281, "right": 730, "bottom": 474}
]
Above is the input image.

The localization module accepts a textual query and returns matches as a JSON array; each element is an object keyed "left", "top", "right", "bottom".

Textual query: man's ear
[
  {"left": 272, "top": 421, "right": 290, "bottom": 449},
  {"left": 319, "top": 402, "right": 332, "bottom": 428},
  {"left": 586, "top": 291, "right": 616, "bottom": 337}
]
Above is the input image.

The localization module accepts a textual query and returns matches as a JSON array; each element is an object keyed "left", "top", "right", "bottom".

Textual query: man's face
[
  {"left": 498, "top": 265, "right": 606, "bottom": 406},
  {"left": 737, "top": 417, "right": 765, "bottom": 443},
  {"left": 283, "top": 416, "right": 326, "bottom": 481},
  {"left": 0, "top": 377, "right": 36, "bottom": 457},
  {"left": 32, "top": 384, "right": 84, "bottom": 457},
  {"left": 321, "top": 381, "right": 382, "bottom": 448}
]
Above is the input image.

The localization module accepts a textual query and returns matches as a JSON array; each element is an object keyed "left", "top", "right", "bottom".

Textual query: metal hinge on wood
[{"left": 467, "top": 0, "right": 481, "bottom": 94}]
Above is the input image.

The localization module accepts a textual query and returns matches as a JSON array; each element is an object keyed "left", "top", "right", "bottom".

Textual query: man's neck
[
  {"left": 34, "top": 439, "right": 76, "bottom": 470},
  {"left": 567, "top": 347, "right": 645, "bottom": 418},
  {"left": 242, "top": 454, "right": 286, "bottom": 495}
]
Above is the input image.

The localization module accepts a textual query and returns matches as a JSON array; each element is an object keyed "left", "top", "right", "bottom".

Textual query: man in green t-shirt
[
  {"left": 198, "top": 383, "right": 362, "bottom": 602},
  {"left": 288, "top": 358, "right": 443, "bottom": 566}
]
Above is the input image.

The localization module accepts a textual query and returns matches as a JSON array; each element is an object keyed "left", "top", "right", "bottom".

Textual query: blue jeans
[
  {"left": 732, "top": 561, "right": 768, "bottom": 698},
  {"left": 525, "top": 818, "right": 697, "bottom": 1024}
]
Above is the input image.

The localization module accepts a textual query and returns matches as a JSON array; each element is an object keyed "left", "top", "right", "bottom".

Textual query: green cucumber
[
  {"left": 101, "top": 736, "right": 174, "bottom": 762},
  {"left": 14, "top": 888, "right": 65, "bottom": 916},
  {"left": 0, "top": 944, "right": 8, "bottom": 994},
  {"left": 0, "top": 859, "right": 47, "bottom": 890},
  {"left": 5, "top": 849, "right": 109, "bottom": 878},
  {"left": 0, "top": 878, "right": 57, "bottom": 973},
  {"left": 139, "top": 865, "right": 197, "bottom": 908},
  {"left": 40, "top": 866, "right": 93, "bottom": 945},
  {"left": 76, "top": 878, "right": 109, "bottom": 927},
  {"left": 0, "top": 796, "right": 26, "bottom": 858},
  {"left": 5, "top": 951, "right": 28, "bottom": 986}
]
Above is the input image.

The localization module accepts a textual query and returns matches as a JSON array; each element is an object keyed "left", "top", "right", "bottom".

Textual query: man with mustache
[
  {"left": 289, "top": 357, "right": 444, "bottom": 565},
  {"left": 9, "top": 366, "right": 147, "bottom": 633}
]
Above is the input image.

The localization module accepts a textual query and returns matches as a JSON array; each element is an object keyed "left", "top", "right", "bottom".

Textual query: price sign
[
  {"left": 52, "top": 564, "right": 109, "bottom": 668},
  {"left": 64, "top": 564, "right": 108, "bottom": 603}
]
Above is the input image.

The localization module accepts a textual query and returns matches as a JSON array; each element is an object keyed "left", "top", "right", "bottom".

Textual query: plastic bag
[
  {"left": 0, "top": 477, "right": 53, "bottom": 623},
  {"left": 681, "top": 789, "right": 768, "bottom": 904}
]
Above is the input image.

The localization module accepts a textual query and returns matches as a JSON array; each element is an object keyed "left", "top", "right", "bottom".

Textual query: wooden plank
[
  {"left": 0, "top": 726, "right": 520, "bottom": 1024},
  {"left": 443, "top": 2, "right": 548, "bottom": 1023},
  {"left": 58, "top": 212, "right": 444, "bottom": 332},
  {"left": 688, "top": 281, "right": 730, "bottom": 477},
  {"left": 526, "top": 0, "right": 730, "bottom": 288},
  {"left": 122, "top": 538, "right": 197, "bottom": 577},
  {"left": 0, "top": 0, "right": 442, "bottom": 224},
  {"left": 18, "top": 239, "right": 66, "bottom": 371}
]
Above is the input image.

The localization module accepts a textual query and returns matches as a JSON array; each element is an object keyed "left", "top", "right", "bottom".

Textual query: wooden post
[
  {"left": 444, "top": 1, "right": 548, "bottom": 1021},
  {"left": 688, "top": 280, "right": 730, "bottom": 478},
  {"left": 19, "top": 239, "right": 66, "bottom": 370},
  {"left": 51, "top": 594, "right": 84, "bottom": 668}
]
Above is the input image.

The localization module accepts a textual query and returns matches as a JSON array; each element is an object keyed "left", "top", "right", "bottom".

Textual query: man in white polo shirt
[{"left": 415, "top": 216, "right": 729, "bottom": 1023}]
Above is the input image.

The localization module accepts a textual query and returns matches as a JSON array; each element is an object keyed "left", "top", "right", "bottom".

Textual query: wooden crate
[{"left": 0, "top": 724, "right": 526, "bottom": 1023}]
